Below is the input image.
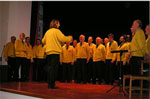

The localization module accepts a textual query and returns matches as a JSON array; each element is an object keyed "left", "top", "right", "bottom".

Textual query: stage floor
[{"left": 0, "top": 81, "right": 147, "bottom": 99}]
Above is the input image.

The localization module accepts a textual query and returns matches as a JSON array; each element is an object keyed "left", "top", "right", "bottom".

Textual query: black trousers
[
  {"left": 105, "top": 59, "right": 115, "bottom": 84},
  {"left": 93, "top": 61, "right": 104, "bottom": 84},
  {"left": 129, "top": 56, "right": 143, "bottom": 86},
  {"left": 7, "top": 57, "right": 16, "bottom": 81},
  {"left": 25, "top": 59, "right": 31, "bottom": 81},
  {"left": 37, "top": 58, "right": 46, "bottom": 81},
  {"left": 46, "top": 54, "right": 59, "bottom": 88},
  {"left": 32, "top": 58, "right": 37, "bottom": 81},
  {"left": 130, "top": 56, "right": 143, "bottom": 76},
  {"left": 76, "top": 59, "right": 87, "bottom": 83},
  {"left": 15, "top": 57, "right": 26, "bottom": 81},
  {"left": 62, "top": 63, "right": 72, "bottom": 82},
  {"left": 87, "top": 58, "right": 93, "bottom": 82}
]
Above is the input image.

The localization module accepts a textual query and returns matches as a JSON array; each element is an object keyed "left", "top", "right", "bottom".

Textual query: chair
[{"left": 123, "top": 59, "right": 150, "bottom": 99}]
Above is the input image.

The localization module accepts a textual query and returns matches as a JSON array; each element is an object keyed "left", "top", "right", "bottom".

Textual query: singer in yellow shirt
[
  {"left": 87, "top": 36, "right": 95, "bottom": 83},
  {"left": 3, "top": 36, "right": 16, "bottom": 81},
  {"left": 42, "top": 19, "right": 72, "bottom": 89},
  {"left": 14, "top": 33, "right": 26, "bottom": 81},
  {"left": 92, "top": 37, "right": 106, "bottom": 84},
  {"left": 145, "top": 25, "right": 150, "bottom": 57},
  {"left": 105, "top": 33, "right": 118, "bottom": 85},
  {"left": 24, "top": 37, "right": 33, "bottom": 81},
  {"left": 60, "top": 41, "right": 75, "bottom": 82},
  {"left": 130, "top": 20, "right": 146, "bottom": 76},
  {"left": 75, "top": 35, "right": 90, "bottom": 84}
]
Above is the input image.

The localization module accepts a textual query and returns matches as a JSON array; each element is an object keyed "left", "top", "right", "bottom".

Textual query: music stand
[{"left": 106, "top": 50, "right": 128, "bottom": 95}]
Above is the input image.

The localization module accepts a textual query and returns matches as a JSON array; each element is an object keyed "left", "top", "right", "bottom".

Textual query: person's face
[
  {"left": 66, "top": 42, "right": 70, "bottom": 46},
  {"left": 73, "top": 40, "right": 77, "bottom": 47},
  {"left": 79, "top": 36, "right": 85, "bottom": 42},
  {"left": 130, "top": 27, "right": 135, "bottom": 36},
  {"left": 96, "top": 38, "right": 101, "bottom": 45},
  {"left": 119, "top": 36, "right": 124, "bottom": 43},
  {"left": 36, "top": 40, "right": 41, "bottom": 45},
  {"left": 88, "top": 37, "right": 93, "bottom": 44},
  {"left": 11, "top": 37, "right": 16, "bottom": 43},
  {"left": 20, "top": 33, "right": 25, "bottom": 40},
  {"left": 25, "top": 38, "right": 30, "bottom": 43},
  {"left": 108, "top": 36, "right": 113, "bottom": 42},
  {"left": 131, "top": 21, "right": 139, "bottom": 31},
  {"left": 145, "top": 26, "right": 150, "bottom": 35},
  {"left": 56, "top": 22, "right": 60, "bottom": 28},
  {"left": 104, "top": 38, "right": 109, "bottom": 45}
]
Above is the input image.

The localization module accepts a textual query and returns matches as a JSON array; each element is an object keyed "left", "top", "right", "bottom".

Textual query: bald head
[
  {"left": 79, "top": 35, "right": 85, "bottom": 42},
  {"left": 88, "top": 36, "right": 93, "bottom": 44},
  {"left": 19, "top": 33, "right": 25, "bottom": 40},
  {"left": 96, "top": 37, "right": 101, "bottom": 45}
]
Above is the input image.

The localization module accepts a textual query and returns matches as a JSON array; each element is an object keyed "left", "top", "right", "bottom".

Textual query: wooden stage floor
[{"left": 0, "top": 81, "right": 147, "bottom": 99}]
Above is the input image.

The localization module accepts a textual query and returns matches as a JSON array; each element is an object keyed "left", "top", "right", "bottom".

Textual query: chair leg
[
  {"left": 123, "top": 76, "right": 125, "bottom": 92},
  {"left": 129, "top": 77, "right": 132, "bottom": 99},
  {"left": 140, "top": 80, "right": 143, "bottom": 98}
]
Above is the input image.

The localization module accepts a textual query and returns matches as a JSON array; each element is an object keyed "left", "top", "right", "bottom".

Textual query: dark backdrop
[{"left": 42, "top": 1, "right": 149, "bottom": 43}]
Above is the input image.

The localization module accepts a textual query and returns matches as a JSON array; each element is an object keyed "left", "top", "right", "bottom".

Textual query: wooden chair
[{"left": 123, "top": 59, "right": 150, "bottom": 99}]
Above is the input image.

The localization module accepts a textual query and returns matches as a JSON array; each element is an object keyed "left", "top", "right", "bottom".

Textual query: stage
[{"left": 0, "top": 81, "right": 147, "bottom": 99}]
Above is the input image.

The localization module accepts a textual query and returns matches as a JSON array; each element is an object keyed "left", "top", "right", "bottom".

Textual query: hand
[
  {"left": 123, "top": 62, "right": 126, "bottom": 66},
  {"left": 86, "top": 59, "right": 89, "bottom": 63},
  {"left": 5, "top": 58, "right": 8, "bottom": 62},
  {"left": 24, "top": 49, "right": 27, "bottom": 53},
  {"left": 111, "top": 60, "right": 114, "bottom": 63},
  {"left": 71, "top": 62, "right": 74, "bottom": 65},
  {"left": 31, "top": 59, "right": 34, "bottom": 63}
]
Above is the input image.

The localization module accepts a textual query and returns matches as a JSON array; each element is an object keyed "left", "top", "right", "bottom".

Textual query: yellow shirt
[
  {"left": 146, "top": 35, "right": 150, "bottom": 55},
  {"left": 36, "top": 45, "right": 45, "bottom": 59},
  {"left": 93, "top": 44, "right": 106, "bottom": 62},
  {"left": 116, "top": 43, "right": 129, "bottom": 63},
  {"left": 15, "top": 39, "right": 26, "bottom": 57},
  {"left": 125, "top": 42, "right": 131, "bottom": 63},
  {"left": 32, "top": 46, "right": 37, "bottom": 58},
  {"left": 130, "top": 29, "right": 146, "bottom": 57},
  {"left": 3, "top": 42, "right": 15, "bottom": 60},
  {"left": 60, "top": 45, "right": 75, "bottom": 63},
  {"left": 72, "top": 47, "right": 77, "bottom": 62},
  {"left": 42, "top": 28, "right": 72, "bottom": 55},
  {"left": 25, "top": 43, "right": 33, "bottom": 59},
  {"left": 106, "top": 40, "right": 118, "bottom": 61},
  {"left": 76, "top": 42, "right": 90, "bottom": 59},
  {"left": 88, "top": 43, "right": 96, "bottom": 59}
]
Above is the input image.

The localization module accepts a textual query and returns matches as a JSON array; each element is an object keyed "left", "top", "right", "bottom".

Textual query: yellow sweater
[
  {"left": 116, "top": 43, "right": 129, "bottom": 63},
  {"left": 76, "top": 42, "right": 90, "bottom": 59},
  {"left": 93, "top": 44, "right": 106, "bottom": 62},
  {"left": 32, "top": 46, "right": 37, "bottom": 58},
  {"left": 3, "top": 42, "right": 15, "bottom": 60},
  {"left": 25, "top": 43, "right": 33, "bottom": 59},
  {"left": 15, "top": 39, "right": 26, "bottom": 57},
  {"left": 146, "top": 35, "right": 150, "bottom": 55},
  {"left": 130, "top": 29, "right": 146, "bottom": 57},
  {"left": 125, "top": 42, "right": 131, "bottom": 63},
  {"left": 42, "top": 28, "right": 72, "bottom": 55},
  {"left": 60, "top": 45, "right": 75, "bottom": 63},
  {"left": 36, "top": 45, "right": 45, "bottom": 59},
  {"left": 106, "top": 40, "right": 118, "bottom": 61},
  {"left": 88, "top": 43, "right": 96, "bottom": 59},
  {"left": 72, "top": 47, "right": 77, "bottom": 62}
]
